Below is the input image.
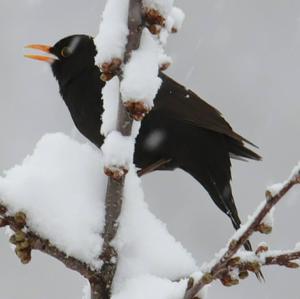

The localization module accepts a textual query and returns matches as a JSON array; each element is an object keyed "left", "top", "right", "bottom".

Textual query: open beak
[{"left": 24, "top": 44, "right": 57, "bottom": 63}]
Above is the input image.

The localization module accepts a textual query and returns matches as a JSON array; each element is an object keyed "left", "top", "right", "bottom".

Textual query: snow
[
  {"left": 290, "top": 161, "right": 300, "bottom": 181},
  {"left": 0, "top": 133, "right": 197, "bottom": 282},
  {"left": 131, "top": 121, "right": 142, "bottom": 139},
  {"left": 230, "top": 200, "right": 274, "bottom": 242},
  {"left": 143, "top": 0, "right": 174, "bottom": 17},
  {"left": 120, "top": 29, "right": 162, "bottom": 108},
  {"left": 266, "top": 160, "right": 300, "bottom": 197},
  {"left": 266, "top": 183, "right": 283, "bottom": 197},
  {"left": 166, "top": 7, "right": 185, "bottom": 32},
  {"left": 158, "top": 46, "right": 173, "bottom": 68},
  {"left": 235, "top": 251, "right": 257, "bottom": 263},
  {"left": 101, "top": 76, "right": 120, "bottom": 136},
  {"left": 201, "top": 200, "right": 275, "bottom": 273},
  {"left": 113, "top": 167, "right": 197, "bottom": 289},
  {"left": 113, "top": 275, "right": 189, "bottom": 299},
  {"left": 94, "top": 0, "right": 129, "bottom": 66},
  {"left": 259, "top": 247, "right": 300, "bottom": 264},
  {"left": 158, "top": 28, "right": 170, "bottom": 45},
  {"left": 200, "top": 247, "right": 228, "bottom": 273},
  {"left": 101, "top": 131, "right": 135, "bottom": 168},
  {"left": 0, "top": 133, "right": 105, "bottom": 268},
  {"left": 295, "top": 242, "right": 300, "bottom": 251},
  {"left": 188, "top": 272, "right": 208, "bottom": 299},
  {"left": 82, "top": 281, "right": 91, "bottom": 299},
  {"left": 261, "top": 207, "right": 275, "bottom": 228},
  {"left": 257, "top": 241, "right": 268, "bottom": 250}
]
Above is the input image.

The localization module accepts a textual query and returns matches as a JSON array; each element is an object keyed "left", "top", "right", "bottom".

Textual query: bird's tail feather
[
  {"left": 228, "top": 138, "right": 262, "bottom": 161},
  {"left": 204, "top": 179, "right": 265, "bottom": 281}
]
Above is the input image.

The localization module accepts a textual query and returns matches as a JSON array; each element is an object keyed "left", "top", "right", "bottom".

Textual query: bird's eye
[{"left": 61, "top": 47, "right": 71, "bottom": 58}]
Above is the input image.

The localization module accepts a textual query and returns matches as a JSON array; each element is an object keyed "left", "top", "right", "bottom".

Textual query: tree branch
[
  {"left": 184, "top": 168, "right": 300, "bottom": 299},
  {"left": 97, "top": 1, "right": 144, "bottom": 299},
  {"left": 264, "top": 250, "right": 300, "bottom": 268},
  {"left": 0, "top": 204, "right": 96, "bottom": 279}
]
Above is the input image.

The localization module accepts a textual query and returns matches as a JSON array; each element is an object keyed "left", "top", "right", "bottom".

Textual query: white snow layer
[
  {"left": 158, "top": 45, "right": 173, "bottom": 67},
  {"left": 113, "top": 275, "right": 188, "bottom": 299},
  {"left": 84, "top": 275, "right": 205, "bottom": 299},
  {"left": 166, "top": 7, "right": 185, "bottom": 32},
  {"left": 290, "top": 161, "right": 300, "bottom": 180},
  {"left": 266, "top": 183, "right": 283, "bottom": 197},
  {"left": 266, "top": 160, "right": 300, "bottom": 197},
  {"left": 120, "top": 29, "right": 162, "bottom": 108},
  {"left": 114, "top": 167, "right": 196, "bottom": 289},
  {"left": 0, "top": 134, "right": 105, "bottom": 268},
  {"left": 143, "top": 0, "right": 174, "bottom": 17},
  {"left": 82, "top": 282, "right": 91, "bottom": 299},
  {"left": 261, "top": 207, "right": 275, "bottom": 228},
  {"left": 94, "top": 0, "right": 129, "bottom": 66},
  {"left": 101, "top": 131, "right": 135, "bottom": 168},
  {"left": 0, "top": 133, "right": 197, "bottom": 279},
  {"left": 101, "top": 76, "right": 120, "bottom": 136}
]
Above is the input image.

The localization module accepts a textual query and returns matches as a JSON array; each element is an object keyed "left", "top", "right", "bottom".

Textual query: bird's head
[{"left": 25, "top": 34, "right": 97, "bottom": 86}]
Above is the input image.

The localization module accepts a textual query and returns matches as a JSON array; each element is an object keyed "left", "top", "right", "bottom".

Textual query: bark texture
[{"left": 94, "top": 1, "right": 144, "bottom": 298}]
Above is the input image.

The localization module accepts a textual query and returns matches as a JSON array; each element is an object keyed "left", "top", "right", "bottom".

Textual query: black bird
[{"left": 25, "top": 35, "right": 261, "bottom": 252}]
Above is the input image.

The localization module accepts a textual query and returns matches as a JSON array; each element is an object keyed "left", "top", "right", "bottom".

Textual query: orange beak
[{"left": 24, "top": 44, "right": 57, "bottom": 63}]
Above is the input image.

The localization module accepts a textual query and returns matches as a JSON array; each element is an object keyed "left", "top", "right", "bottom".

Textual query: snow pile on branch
[
  {"left": 290, "top": 161, "right": 300, "bottom": 181},
  {"left": 267, "top": 161, "right": 300, "bottom": 197},
  {"left": 120, "top": 29, "right": 162, "bottom": 108},
  {"left": 166, "top": 7, "right": 185, "bottom": 32},
  {"left": 266, "top": 183, "right": 283, "bottom": 198},
  {"left": 115, "top": 167, "right": 196, "bottom": 287},
  {"left": 0, "top": 133, "right": 197, "bottom": 277},
  {"left": 95, "top": 0, "right": 185, "bottom": 116},
  {"left": 94, "top": 0, "right": 129, "bottom": 66},
  {"left": 84, "top": 275, "right": 202, "bottom": 299},
  {"left": 102, "top": 131, "right": 135, "bottom": 170},
  {"left": 100, "top": 77, "right": 120, "bottom": 136},
  {"left": 143, "top": 0, "right": 174, "bottom": 17},
  {"left": 0, "top": 134, "right": 105, "bottom": 268},
  {"left": 113, "top": 275, "right": 190, "bottom": 299},
  {"left": 142, "top": 0, "right": 185, "bottom": 33}
]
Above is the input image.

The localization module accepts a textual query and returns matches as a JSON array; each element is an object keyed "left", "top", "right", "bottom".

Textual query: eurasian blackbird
[{"left": 25, "top": 34, "right": 261, "bottom": 253}]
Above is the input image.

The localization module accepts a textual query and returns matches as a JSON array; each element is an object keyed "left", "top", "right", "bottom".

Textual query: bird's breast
[{"left": 59, "top": 67, "right": 105, "bottom": 148}]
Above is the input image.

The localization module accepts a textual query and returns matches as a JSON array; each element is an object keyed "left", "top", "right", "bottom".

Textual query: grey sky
[{"left": 1, "top": 1, "right": 300, "bottom": 298}]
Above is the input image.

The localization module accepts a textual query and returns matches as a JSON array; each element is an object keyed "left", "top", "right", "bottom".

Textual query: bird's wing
[{"left": 154, "top": 73, "right": 256, "bottom": 147}]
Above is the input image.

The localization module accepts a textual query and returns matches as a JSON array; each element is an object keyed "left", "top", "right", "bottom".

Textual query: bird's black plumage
[{"left": 27, "top": 35, "right": 261, "bottom": 253}]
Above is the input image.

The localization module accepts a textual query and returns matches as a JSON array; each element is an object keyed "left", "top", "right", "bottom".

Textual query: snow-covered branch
[
  {"left": 0, "top": 133, "right": 196, "bottom": 299},
  {"left": 94, "top": 1, "right": 184, "bottom": 298},
  {"left": 96, "top": 2, "right": 144, "bottom": 299},
  {"left": 263, "top": 248, "right": 300, "bottom": 268},
  {"left": 0, "top": 204, "right": 96, "bottom": 279},
  {"left": 184, "top": 164, "right": 300, "bottom": 299}
]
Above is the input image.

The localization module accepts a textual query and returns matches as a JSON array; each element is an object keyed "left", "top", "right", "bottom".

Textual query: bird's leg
[{"left": 137, "top": 158, "right": 172, "bottom": 177}]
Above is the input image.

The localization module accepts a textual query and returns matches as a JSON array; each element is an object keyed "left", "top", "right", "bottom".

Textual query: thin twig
[
  {"left": 184, "top": 171, "right": 300, "bottom": 299},
  {"left": 264, "top": 250, "right": 300, "bottom": 267},
  {"left": 0, "top": 205, "right": 96, "bottom": 279},
  {"left": 209, "top": 248, "right": 300, "bottom": 284}
]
